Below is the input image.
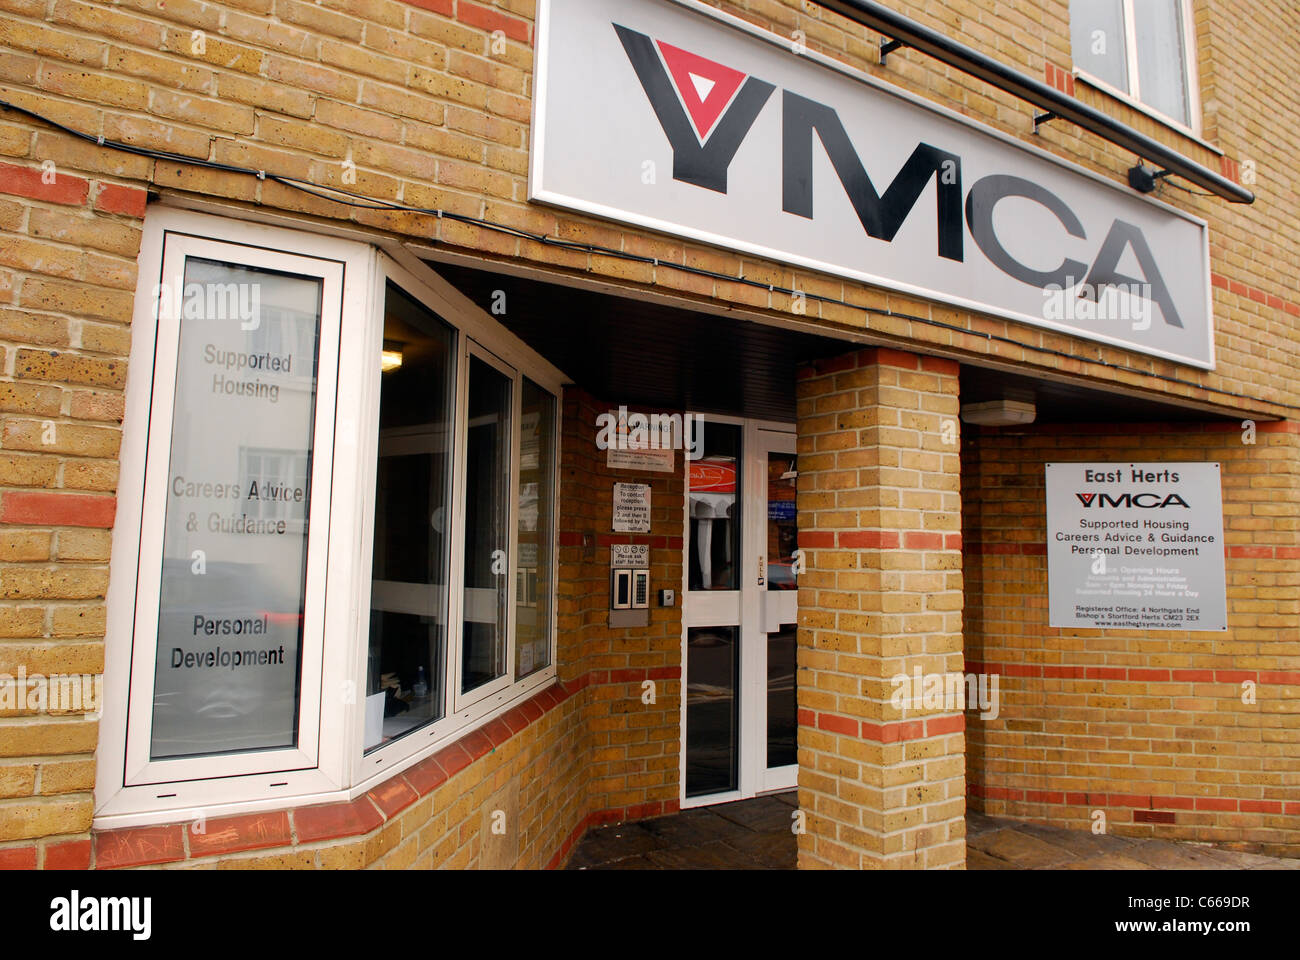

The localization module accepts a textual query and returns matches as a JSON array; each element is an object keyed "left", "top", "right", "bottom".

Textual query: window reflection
[
  {"left": 767, "top": 452, "right": 797, "bottom": 591},
  {"left": 364, "top": 283, "right": 456, "bottom": 752},
  {"left": 686, "top": 625, "right": 738, "bottom": 796},
  {"left": 688, "top": 422, "right": 741, "bottom": 591},
  {"left": 461, "top": 353, "right": 512, "bottom": 694},
  {"left": 516, "top": 379, "right": 555, "bottom": 679}
]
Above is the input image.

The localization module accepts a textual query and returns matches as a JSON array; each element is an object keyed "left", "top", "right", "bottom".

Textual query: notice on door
[
  {"left": 612, "top": 482, "right": 651, "bottom": 533},
  {"left": 1046, "top": 463, "right": 1226, "bottom": 631}
]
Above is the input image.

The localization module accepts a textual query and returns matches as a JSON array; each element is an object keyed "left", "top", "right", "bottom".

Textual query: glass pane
[
  {"left": 767, "top": 451, "right": 797, "bottom": 591},
  {"left": 462, "top": 354, "right": 512, "bottom": 694},
  {"left": 688, "top": 421, "right": 741, "bottom": 591},
  {"left": 1134, "top": 0, "right": 1190, "bottom": 125},
  {"left": 151, "top": 257, "right": 322, "bottom": 760},
  {"left": 516, "top": 378, "right": 556, "bottom": 679},
  {"left": 1070, "top": 0, "right": 1128, "bottom": 91},
  {"left": 767, "top": 623, "right": 797, "bottom": 768},
  {"left": 364, "top": 283, "right": 456, "bottom": 752},
  {"left": 686, "top": 625, "right": 738, "bottom": 797}
]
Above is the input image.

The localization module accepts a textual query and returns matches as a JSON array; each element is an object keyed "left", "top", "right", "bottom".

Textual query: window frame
[
  {"left": 120, "top": 233, "right": 344, "bottom": 788},
  {"left": 451, "top": 340, "right": 520, "bottom": 713},
  {"left": 1071, "top": 0, "right": 1203, "bottom": 138},
  {"left": 97, "top": 207, "right": 566, "bottom": 826},
  {"left": 342, "top": 253, "right": 563, "bottom": 794}
]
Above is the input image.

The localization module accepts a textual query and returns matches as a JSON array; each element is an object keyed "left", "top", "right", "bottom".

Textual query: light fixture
[
  {"left": 380, "top": 341, "right": 403, "bottom": 373},
  {"left": 960, "top": 399, "right": 1036, "bottom": 426}
]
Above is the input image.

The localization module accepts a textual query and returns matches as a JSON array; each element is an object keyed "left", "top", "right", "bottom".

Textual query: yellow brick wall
[
  {"left": 41, "top": 387, "right": 676, "bottom": 870},
  {"left": 558, "top": 390, "right": 683, "bottom": 819},
  {"left": 963, "top": 422, "right": 1300, "bottom": 857},
  {"left": 795, "top": 348, "right": 966, "bottom": 869}
]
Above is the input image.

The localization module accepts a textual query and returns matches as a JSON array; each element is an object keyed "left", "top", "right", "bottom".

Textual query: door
[{"left": 681, "top": 417, "right": 799, "bottom": 806}]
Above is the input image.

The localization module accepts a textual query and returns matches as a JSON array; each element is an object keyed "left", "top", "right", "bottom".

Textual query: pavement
[{"left": 566, "top": 793, "right": 1300, "bottom": 870}]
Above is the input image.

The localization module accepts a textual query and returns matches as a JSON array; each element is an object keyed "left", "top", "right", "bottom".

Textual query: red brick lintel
[
  {"left": 799, "top": 708, "right": 966, "bottom": 744},
  {"left": 0, "top": 161, "right": 147, "bottom": 217},
  {"left": 969, "top": 782, "right": 1299, "bottom": 817},
  {"left": 965, "top": 660, "right": 1300, "bottom": 686}
]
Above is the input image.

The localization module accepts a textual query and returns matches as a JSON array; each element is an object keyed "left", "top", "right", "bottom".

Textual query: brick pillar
[{"left": 795, "top": 347, "right": 965, "bottom": 869}]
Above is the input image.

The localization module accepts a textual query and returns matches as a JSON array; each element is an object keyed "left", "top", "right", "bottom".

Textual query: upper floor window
[{"left": 1069, "top": 0, "right": 1199, "bottom": 131}]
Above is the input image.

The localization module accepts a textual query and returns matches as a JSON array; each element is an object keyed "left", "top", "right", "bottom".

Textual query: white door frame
[{"left": 680, "top": 415, "right": 797, "bottom": 808}]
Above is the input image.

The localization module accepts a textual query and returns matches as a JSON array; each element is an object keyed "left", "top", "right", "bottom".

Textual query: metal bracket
[
  {"left": 1032, "top": 111, "right": 1060, "bottom": 132},
  {"left": 879, "top": 37, "right": 904, "bottom": 66}
]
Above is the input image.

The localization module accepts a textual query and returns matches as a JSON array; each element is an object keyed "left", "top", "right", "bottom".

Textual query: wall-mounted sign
[
  {"left": 607, "top": 446, "right": 675, "bottom": 473},
  {"left": 531, "top": 0, "right": 1214, "bottom": 368},
  {"left": 1045, "top": 462, "right": 1226, "bottom": 631},
  {"left": 601, "top": 406, "right": 677, "bottom": 472},
  {"left": 611, "top": 543, "right": 650, "bottom": 567},
  {"left": 613, "top": 482, "right": 652, "bottom": 532}
]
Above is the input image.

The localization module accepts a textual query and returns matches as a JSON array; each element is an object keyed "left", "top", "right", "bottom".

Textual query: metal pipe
[{"left": 810, "top": 0, "right": 1255, "bottom": 203}]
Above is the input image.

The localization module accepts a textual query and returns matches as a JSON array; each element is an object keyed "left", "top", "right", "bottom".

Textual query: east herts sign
[{"left": 530, "top": 0, "right": 1215, "bottom": 369}]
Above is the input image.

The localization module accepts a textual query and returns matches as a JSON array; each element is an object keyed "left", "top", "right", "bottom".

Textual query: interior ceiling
[{"left": 428, "top": 259, "right": 1228, "bottom": 425}]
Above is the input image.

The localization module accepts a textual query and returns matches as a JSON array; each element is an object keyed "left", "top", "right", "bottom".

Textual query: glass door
[{"left": 682, "top": 417, "right": 797, "bottom": 805}]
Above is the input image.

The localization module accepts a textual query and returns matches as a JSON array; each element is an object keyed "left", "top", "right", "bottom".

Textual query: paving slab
[
  {"left": 710, "top": 795, "right": 799, "bottom": 833},
  {"left": 1009, "top": 821, "right": 1140, "bottom": 856},
  {"left": 643, "top": 840, "right": 759, "bottom": 870},
  {"left": 564, "top": 794, "right": 1300, "bottom": 871},
  {"left": 1055, "top": 852, "right": 1154, "bottom": 870},
  {"left": 967, "top": 847, "right": 1019, "bottom": 870},
  {"left": 969, "top": 827, "right": 1081, "bottom": 869},
  {"left": 1121, "top": 841, "right": 1233, "bottom": 870}
]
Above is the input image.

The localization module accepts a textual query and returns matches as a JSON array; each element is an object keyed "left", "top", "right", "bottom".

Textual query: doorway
[{"left": 681, "top": 416, "right": 798, "bottom": 806}]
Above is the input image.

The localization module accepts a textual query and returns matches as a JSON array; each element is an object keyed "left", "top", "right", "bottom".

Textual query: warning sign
[{"left": 1045, "top": 462, "right": 1227, "bottom": 631}]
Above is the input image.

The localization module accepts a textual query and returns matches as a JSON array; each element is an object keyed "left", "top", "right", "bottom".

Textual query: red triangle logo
[
  {"left": 655, "top": 39, "right": 747, "bottom": 141},
  {"left": 1076, "top": 493, "right": 1096, "bottom": 506}
]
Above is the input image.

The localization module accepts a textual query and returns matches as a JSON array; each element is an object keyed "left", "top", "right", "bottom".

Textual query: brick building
[{"left": 0, "top": 0, "right": 1295, "bottom": 871}]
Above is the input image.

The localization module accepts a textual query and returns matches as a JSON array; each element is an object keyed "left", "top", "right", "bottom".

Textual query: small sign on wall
[
  {"left": 611, "top": 543, "right": 649, "bottom": 567},
  {"left": 1045, "top": 462, "right": 1227, "bottom": 631},
  {"left": 612, "top": 482, "right": 651, "bottom": 533}
]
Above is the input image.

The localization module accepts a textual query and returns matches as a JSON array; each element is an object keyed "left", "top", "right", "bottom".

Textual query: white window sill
[{"left": 1072, "top": 70, "right": 1222, "bottom": 157}]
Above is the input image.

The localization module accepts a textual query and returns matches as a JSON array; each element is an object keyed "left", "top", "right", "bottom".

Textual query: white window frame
[
  {"left": 1071, "top": 0, "right": 1203, "bottom": 138},
  {"left": 120, "top": 233, "right": 344, "bottom": 789},
  {"left": 451, "top": 340, "right": 520, "bottom": 713},
  {"left": 97, "top": 208, "right": 566, "bottom": 826}
]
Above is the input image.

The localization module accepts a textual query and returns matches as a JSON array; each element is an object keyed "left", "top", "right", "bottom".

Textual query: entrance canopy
[{"left": 424, "top": 258, "right": 1237, "bottom": 426}]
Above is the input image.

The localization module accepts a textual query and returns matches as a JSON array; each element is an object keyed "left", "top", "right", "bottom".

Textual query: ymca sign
[
  {"left": 1045, "top": 462, "right": 1227, "bottom": 631},
  {"left": 530, "top": 0, "right": 1215, "bottom": 368}
]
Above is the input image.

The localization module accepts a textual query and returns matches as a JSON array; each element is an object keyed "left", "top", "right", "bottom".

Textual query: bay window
[{"left": 97, "top": 208, "right": 563, "bottom": 825}]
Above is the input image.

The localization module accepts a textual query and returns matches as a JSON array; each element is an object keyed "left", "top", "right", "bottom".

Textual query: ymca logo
[
  {"left": 1076, "top": 492, "right": 1190, "bottom": 508},
  {"left": 613, "top": 24, "right": 775, "bottom": 194},
  {"left": 614, "top": 22, "right": 1184, "bottom": 328}
]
